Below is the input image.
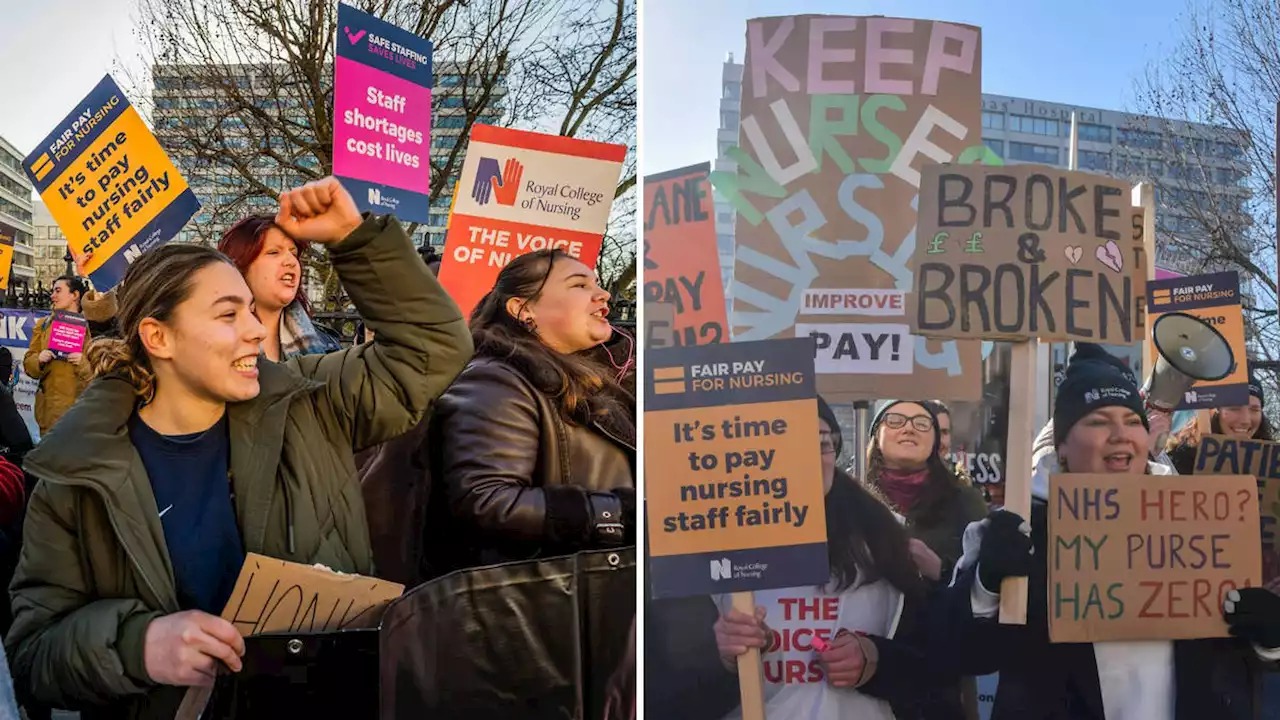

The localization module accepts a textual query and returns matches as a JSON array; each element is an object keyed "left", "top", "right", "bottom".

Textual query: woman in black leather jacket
[{"left": 424, "top": 249, "right": 635, "bottom": 577}]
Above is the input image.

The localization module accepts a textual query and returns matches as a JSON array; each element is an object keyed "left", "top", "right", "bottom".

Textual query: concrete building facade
[
  {"left": 31, "top": 201, "right": 70, "bottom": 290},
  {"left": 0, "top": 137, "right": 39, "bottom": 290}
]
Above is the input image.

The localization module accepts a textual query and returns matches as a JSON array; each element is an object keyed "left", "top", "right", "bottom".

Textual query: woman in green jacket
[{"left": 5, "top": 177, "right": 472, "bottom": 719}]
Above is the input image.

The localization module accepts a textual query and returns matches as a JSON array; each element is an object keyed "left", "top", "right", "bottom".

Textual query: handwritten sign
[
  {"left": 437, "top": 125, "right": 626, "bottom": 317},
  {"left": 643, "top": 162, "right": 728, "bottom": 346},
  {"left": 221, "top": 553, "right": 404, "bottom": 636},
  {"left": 645, "top": 337, "right": 827, "bottom": 598},
  {"left": 1047, "top": 473, "right": 1260, "bottom": 643},
  {"left": 645, "top": 302, "right": 676, "bottom": 350},
  {"left": 333, "top": 4, "right": 433, "bottom": 222},
  {"left": 47, "top": 311, "right": 87, "bottom": 358},
  {"left": 1195, "top": 435, "right": 1280, "bottom": 555},
  {"left": 1147, "top": 272, "right": 1249, "bottom": 409},
  {"left": 911, "top": 165, "right": 1139, "bottom": 344},
  {"left": 712, "top": 15, "right": 986, "bottom": 400},
  {"left": 24, "top": 75, "right": 200, "bottom": 290}
]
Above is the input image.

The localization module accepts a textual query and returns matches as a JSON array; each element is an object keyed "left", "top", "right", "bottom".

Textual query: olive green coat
[{"left": 6, "top": 214, "right": 472, "bottom": 718}]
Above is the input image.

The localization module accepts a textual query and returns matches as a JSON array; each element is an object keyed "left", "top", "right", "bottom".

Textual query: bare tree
[
  {"left": 1126, "top": 0, "right": 1280, "bottom": 386},
  {"left": 123, "top": 0, "right": 635, "bottom": 307}
]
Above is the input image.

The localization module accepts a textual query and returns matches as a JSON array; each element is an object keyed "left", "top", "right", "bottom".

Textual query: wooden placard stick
[
  {"left": 732, "top": 591, "right": 767, "bottom": 720},
  {"left": 999, "top": 341, "right": 1037, "bottom": 624}
]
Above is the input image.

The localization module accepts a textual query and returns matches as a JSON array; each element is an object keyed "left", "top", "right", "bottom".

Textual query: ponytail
[{"left": 87, "top": 336, "right": 157, "bottom": 403}]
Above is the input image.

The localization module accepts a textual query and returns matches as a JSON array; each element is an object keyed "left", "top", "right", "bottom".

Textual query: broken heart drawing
[
  {"left": 1095, "top": 241, "right": 1124, "bottom": 273},
  {"left": 1064, "top": 246, "right": 1083, "bottom": 265}
]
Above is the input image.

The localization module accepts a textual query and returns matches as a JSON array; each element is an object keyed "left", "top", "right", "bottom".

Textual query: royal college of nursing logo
[
  {"left": 710, "top": 558, "right": 731, "bottom": 581},
  {"left": 471, "top": 157, "right": 523, "bottom": 207},
  {"left": 367, "top": 187, "right": 399, "bottom": 211}
]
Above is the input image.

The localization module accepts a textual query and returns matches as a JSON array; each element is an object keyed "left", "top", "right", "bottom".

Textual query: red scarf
[{"left": 878, "top": 467, "right": 929, "bottom": 513}]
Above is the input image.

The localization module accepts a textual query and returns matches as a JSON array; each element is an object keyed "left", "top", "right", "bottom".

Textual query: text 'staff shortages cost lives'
[
  {"left": 438, "top": 125, "right": 625, "bottom": 318},
  {"left": 645, "top": 336, "right": 829, "bottom": 599},
  {"left": 1146, "top": 271, "right": 1249, "bottom": 409},
  {"left": 334, "top": 4, "right": 432, "bottom": 223},
  {"left": 25, "top": 75, "right": 200, "bottom": 290}
]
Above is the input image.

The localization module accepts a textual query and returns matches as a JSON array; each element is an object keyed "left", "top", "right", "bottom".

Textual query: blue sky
[{"left": 641, "top": 0, "right": 1188, "bottom": 174}]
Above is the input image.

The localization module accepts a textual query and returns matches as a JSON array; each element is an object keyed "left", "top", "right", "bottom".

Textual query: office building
[
  {"left": 712, "top": 54, "right": 742, "bottom": 320},
  {"left": 151, "top": 62, "right": 506, "bottom": 251},
  {"left": 0, "top": 137, "right": 38, "bottom": 290},
  {"left": 31, "top": 201, "right": 71, "bottom": 289}
]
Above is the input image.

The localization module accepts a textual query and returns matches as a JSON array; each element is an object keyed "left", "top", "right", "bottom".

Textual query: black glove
[
  {"left": 976, "top": 510, "right": 1033, "bottom": 593},
  {"left": 1225, "top": 588, "right": 1280, "bottom": 649}
]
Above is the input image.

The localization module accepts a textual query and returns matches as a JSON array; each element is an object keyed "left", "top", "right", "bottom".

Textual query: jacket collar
[{"left": 22, "top": 359, "right": 321, "bottom": 610}]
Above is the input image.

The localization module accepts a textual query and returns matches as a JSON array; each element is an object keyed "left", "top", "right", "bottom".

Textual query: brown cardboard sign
[
  {"left": 175, "top": 554, "right": 405, "bottom": 719},
  {"left": 1195, "top": 435, "right": 1280, "bottom": 563},
  {"left": 1047, "top": 473, "right": 1261, "bottom": 643},
  {"left": 713, "top": 15, "right": 985, "bottom": 401},
  {"left": 910, "top": 164, "right": 1139, "bottom": 344},
  {"left": 221, "top": 553, "right": 405, "bottom": 636}
]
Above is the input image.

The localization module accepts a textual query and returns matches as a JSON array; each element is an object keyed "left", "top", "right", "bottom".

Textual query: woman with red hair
[
  {"left": 75, "top": 217, "right": 342, "bottom": 362},
  {"left": 217, "top": 215, "right": 341, "bottom": 361}
]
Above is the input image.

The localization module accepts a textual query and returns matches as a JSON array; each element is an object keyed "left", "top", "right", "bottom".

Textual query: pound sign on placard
[
  {"left": 927, "top": 232, "right": 947, "bottom": 254},
  {"left": 964, "top": 232, "right": 984, "bottom": 254},
  {"left": 1016, "top": 232, "right": 1046, "bottom": 264}
]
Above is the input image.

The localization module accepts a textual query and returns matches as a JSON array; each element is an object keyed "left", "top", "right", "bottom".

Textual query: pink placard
[
  {"left": 333, "top": 56, "right": 431, "bottom": 194},
  {"left": 48, "top": 312, "right": 87, "bottom": 356}
]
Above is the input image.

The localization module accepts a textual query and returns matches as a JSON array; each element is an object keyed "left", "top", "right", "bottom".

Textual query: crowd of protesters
[
  {"left": 0, "top": 177, "right": 637, "bottom": 719},
  {"left": 649, "top": 341, "right": 1280, "bottom": 720}
]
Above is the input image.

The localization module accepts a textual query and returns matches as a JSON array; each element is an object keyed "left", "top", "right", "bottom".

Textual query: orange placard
[
  {"left": 643, "top": 163, "right": 728, "bottom": 346},
  {"left": 1145, "top": 271, "right": 1249, "bottom": 409},
  {"left": 1047, "top": 473, "right": 1261, "bottom": 643},
  {"left": 644, "top": 337, "right": 828, "bottom": 599},
  {"left": 437, "top": 124, "right": 626, "bottom": 318}
]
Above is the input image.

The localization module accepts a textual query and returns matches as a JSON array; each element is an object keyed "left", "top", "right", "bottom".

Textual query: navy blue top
[{"left": 129, "top": 412, "right": 244, "bottom": 614}]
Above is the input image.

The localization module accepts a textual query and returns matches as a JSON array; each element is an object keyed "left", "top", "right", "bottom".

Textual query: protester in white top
[{"left": 711, "top": 397, "right": 966, "bottom": 720}]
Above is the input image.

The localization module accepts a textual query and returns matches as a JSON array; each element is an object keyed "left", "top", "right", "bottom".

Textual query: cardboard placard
[
  {"left": 437, "top": 125, "right": 626, "bottom": 318},
  {"left": 645, "top": 337, "right": 828, "bottom": 599},
  {"left": 645, "top": 302, "right": 676, "bottom": 350},
  {"left": 47, "top": 311, "right": 87, "bottom": 358},
  {"left": 24, "top": 75, "right": 200, "bottom": 290},
  {"left": 1194, "top": 435, "right": 1280, "bottom": 555},
  {"left": 910, "top": 164, "right": 1140, "bottom": 345},
  {"left": 1047, "top": 473, "right": 1261, "bottom": 643},
  {"left": 713, "top": 16, "right": 984, "bottom": 401},
  {"left": 221, "top": 553, "right": 404, "bottom": 635},
  {"left": 643, "top": 162, "right": 728, "bottom": 346},
  {"left": 1146, "top": 272, "right": 1249, "bottom": 409},
  {"left": 176, "top": 554, "right": 405, "bottom": 719},
  {"left": 333, "top": 4, "right": 433, "bottom": 223}
]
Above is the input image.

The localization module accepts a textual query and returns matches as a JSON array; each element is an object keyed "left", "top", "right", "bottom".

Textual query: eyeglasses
[{"left": 882, "top": 413, "right": 934, "bottom": 432}]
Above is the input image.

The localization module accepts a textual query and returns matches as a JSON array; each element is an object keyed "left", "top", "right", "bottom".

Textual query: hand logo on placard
[
  {"left": 344, "top": 27, "right": 367, "bottom": 45},
  {"left": 490, "top": 158, "right": 523, "bottom": 207},
  {"left": 471, "top": 157, "right": 503, "bottom": 205}
]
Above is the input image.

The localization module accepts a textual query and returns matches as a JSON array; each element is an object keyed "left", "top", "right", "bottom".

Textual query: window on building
[
  {"left": 1078, "top": 150, "right": 1110, "bottom": 171},
  {"left": 1008, "top": 115, "right": 1062, "bottom": 137},
  {"left": 437, "top": 96, "right": 467, "bottom": 109},
  {"left": 724, "top": 82, "right": 741, "bottom": 100},
  {"left": 1008, "top": 141, "right": 1058, "bottom": 164},
  {"left": 981, "top": 111, "right": 1004, "bottom": 130},
  {"left": 1077, "top": 123, "right": 1112, "bottom": 143},
  {"left": 982, "top": 138, "right": 1004, "bottom": 157},
  {"left": 1117, "top": 128, "right": 1162, "bottom": 150},
  {"left": 721, "top": 110, "right": 740, "bottom": 131}
]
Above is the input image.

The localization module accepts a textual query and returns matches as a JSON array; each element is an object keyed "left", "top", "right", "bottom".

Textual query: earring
[{"left": 521, "top": 317, "right": 537, "bottom": 333}]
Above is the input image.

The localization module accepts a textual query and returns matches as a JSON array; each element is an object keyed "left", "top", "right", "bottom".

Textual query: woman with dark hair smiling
[
  {"left": 23, "top": 275, "right": 90, "bottom": 436},
  {"left": 423, "top": 248, "right": 635, "bottom": 577}
]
